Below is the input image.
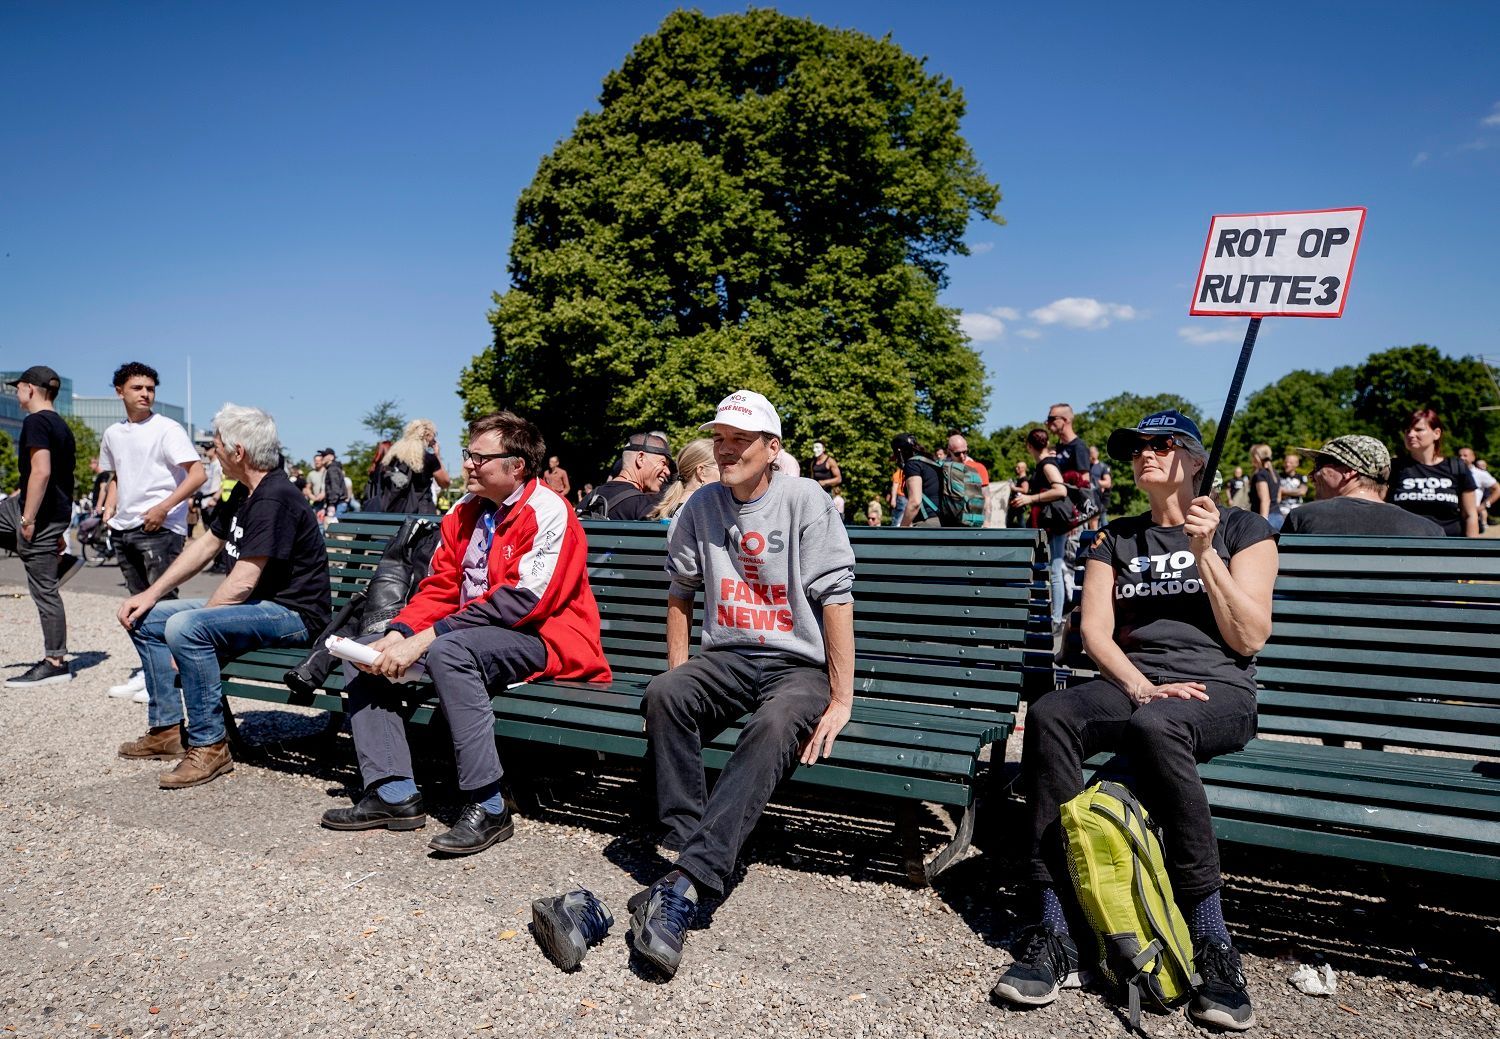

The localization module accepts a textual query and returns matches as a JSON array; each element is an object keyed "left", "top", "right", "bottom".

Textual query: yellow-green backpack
[{"left": 1061, "top": 781, "right": 1200, "bottom": 1029}]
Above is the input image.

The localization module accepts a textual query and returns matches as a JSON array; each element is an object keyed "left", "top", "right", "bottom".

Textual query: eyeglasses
[
  {"left": 462, "top": 448, "right": 519, "bottom": 467},
  {"left": 1046, "top": 415, "right": 1065, "bottom": 424},
  {"left": 1130, "top": 435, "right": 1184, "bottom": 458}
]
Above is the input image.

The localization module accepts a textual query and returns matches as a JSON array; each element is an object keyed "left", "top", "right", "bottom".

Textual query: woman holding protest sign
[
  {"left": 1387, "top": 409, "right": 1477, "bottom": 537},
  {"left": 991, "top": 409, "right": 1275, "bottom": 1033}
]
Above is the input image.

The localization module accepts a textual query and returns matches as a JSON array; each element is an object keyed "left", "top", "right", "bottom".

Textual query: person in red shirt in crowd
[
  {"left": 947, "top": 433, "right": 990, "bottom": 487},
  {"left": 320, "top": 411, "right": 611, "bottom": 856}
]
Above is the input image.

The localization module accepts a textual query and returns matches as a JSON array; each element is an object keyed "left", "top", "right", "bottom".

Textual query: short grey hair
[{"left": 213, "top": 403, "right": 281, "bottom": 471}]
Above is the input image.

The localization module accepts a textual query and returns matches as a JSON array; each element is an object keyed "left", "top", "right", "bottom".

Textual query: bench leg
[
  {"left": 897, "top": 799, "right": 979, "bottom": 886},
  {"left": 221, "top": 695, "right": 253, "bottom": 760}
]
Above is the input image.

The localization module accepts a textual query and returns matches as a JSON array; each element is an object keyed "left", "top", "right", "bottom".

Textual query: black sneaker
[
  {"left": 56, "top": 553, "right": 82, "bottom": 589},
  {"left": 532, "top": 888, "right": 614, "bottom": 971},
  {"left": 5, "top": 660, "right": 73, "bottom": 688},
  {"left": 427, "top": 803, "right": 513, "bottom": 855},
  {"left": 628, "top": 871, "right": 697, "bottom": 979},
  {"left": 990, "top": 924, "right": 1085, "bottom": 1007},
  {"left": 1189, "top": 939, "right": 1255, "bottom": 1031}
]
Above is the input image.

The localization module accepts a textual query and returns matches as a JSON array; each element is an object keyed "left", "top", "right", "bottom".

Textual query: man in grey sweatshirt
[
  {"left": 632, "top": 390, "right": 854, "bottom": 978},
  {"left": 527, "top": 390, "right": 857, "bottom": 979}
]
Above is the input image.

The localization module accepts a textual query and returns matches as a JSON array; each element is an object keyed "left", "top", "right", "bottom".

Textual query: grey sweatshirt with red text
[{"left": 665, "top": 473, "right": 855, "bottom": 666}]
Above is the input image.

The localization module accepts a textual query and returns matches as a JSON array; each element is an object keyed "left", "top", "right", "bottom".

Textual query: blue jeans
[
  {"left": 1047, "top": 531, "right": 1069, "bottom": 625},
  {"left": 129, "top": 598, "right": 308, "bottom": 746}
]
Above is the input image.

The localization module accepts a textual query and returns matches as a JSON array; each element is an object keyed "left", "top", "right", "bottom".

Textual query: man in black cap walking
[{"left": 1, "top": 366, "right": 82, "bottom": 686}]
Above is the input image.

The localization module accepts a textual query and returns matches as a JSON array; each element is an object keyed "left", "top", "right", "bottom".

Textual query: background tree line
[{"left": 966, "top": 343, "right": 1498, "bottom": 519}]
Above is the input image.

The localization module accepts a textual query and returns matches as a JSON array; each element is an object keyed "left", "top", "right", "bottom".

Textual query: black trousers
[
  {"left": 115, "top": 526, "right": 185, "bottom": 599},
  {"left": 1023, "top": 676, "right": 1256, "bottom": 905},
  {"left": 643, "top": 650, "right": 829, "bottom": 894}
]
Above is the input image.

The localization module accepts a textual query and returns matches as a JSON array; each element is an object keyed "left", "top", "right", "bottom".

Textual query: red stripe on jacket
[{"left": 391, "top": 479, "right": 611, "bottom": 683}]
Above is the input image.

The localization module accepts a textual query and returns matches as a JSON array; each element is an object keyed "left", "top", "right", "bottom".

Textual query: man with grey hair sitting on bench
[{"left": 114, "top": 403, "right": 331, "bottom": 789}]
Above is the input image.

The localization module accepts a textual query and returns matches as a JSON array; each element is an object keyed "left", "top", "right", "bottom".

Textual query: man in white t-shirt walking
[{"left": 98, "top": 362, "right": 205, "bottom": 701}]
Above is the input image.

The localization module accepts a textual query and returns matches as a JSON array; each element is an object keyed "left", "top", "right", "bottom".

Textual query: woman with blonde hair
[
  {"left": 648, "top": 439, "right": 718, "bottom": 521},
  {"left": 373, "top": 419, "right": 451, "bottom": 515}
]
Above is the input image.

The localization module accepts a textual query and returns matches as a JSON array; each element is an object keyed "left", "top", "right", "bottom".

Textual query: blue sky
[{"left": 4, "top": 2, "right": 1498, "bottom": 465}]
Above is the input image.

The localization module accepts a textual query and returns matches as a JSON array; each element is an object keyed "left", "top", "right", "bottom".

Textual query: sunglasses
[{"left": 1130, "top": 435, "right": 1185, "bottom": 458}]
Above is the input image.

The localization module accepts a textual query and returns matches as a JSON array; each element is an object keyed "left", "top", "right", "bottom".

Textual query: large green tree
[
  {"left": 1353, "top": 344, "right": 1500, "bottom": 455},
  {"left": 461, "top": 9, "right": 1001, "bottom": 506},
  {"left": 1231, "top": 366, "right": 1364, "bottom": 461}
]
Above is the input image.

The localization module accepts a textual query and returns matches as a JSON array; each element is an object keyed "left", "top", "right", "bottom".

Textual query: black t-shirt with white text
[
  {"left": 1282, "top": 497, "right": 1445, "bottom": 536},
  {"left": 209, "top": 470, "right": 331, "bottom": 636},
  {"left": 1386, "top": 457, "right": 1475, "bottom": 537},
  {"left": 1085, "top": 506, "right": 1275, "bottom": 691},
  {"left": 19, "top": 411, "right": 76, "bottom": 526}
]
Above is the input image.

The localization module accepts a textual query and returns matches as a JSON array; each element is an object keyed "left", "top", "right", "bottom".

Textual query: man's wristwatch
[{"left": 20, "top": 517, "right": 35, "bottom": 528}]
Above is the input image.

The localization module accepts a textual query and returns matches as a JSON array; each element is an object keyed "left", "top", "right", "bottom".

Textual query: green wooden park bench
[
  {"left": 219, "top": 512, "right": 1045, "bottom": 884},
  {"left": 1070, "top": 532, "right": 1500, "bottom": 882}
]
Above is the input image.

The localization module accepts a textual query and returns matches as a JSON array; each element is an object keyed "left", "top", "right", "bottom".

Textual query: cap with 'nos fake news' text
[{"left": 699, "top": 391, "right": 782, "bottom": 438}]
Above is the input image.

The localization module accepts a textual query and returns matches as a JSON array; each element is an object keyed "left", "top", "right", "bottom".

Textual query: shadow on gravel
[{"left": 224, "top": 704, "right": 1500, "bottom": 999}]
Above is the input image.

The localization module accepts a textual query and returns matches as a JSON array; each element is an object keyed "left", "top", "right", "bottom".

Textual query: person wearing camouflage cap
[{"left": 1282, "top": 435, "right": 1443, "bottom": 536}]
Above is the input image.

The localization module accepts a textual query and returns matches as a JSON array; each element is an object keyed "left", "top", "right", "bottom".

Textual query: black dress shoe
[
  {"left": 321, "top": 790, "right": 426, "bottom": 831},
  {"left": 428, "top": 803, "right": 513, "bottom": 855}
]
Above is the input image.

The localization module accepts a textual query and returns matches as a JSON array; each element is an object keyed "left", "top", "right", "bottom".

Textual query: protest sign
[
  {"left": 1190, "top": 207, "right": 1366, "bottom": 318},
  {"left": 1187, "top": 206, "right": 1366, "bottom": 494}
]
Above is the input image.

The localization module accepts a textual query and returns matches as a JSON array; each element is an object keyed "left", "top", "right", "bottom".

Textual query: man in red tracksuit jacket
[{"left": 320, "top": 411, "right": 611, "bottom": 856}]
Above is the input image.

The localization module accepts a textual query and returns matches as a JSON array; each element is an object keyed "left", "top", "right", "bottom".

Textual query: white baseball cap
[{"left": 699, "top": 390, "right": 782, "bottom": 437}]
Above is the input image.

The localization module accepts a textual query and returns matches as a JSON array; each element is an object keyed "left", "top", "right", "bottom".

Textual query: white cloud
[
  {"left": 1017, "top": 328, "right": 1042, "bottom": 340},
  {"left": 1413, "top": 151, "right": 1429, "bottom": 167},
  {"left": 1481, "top": 101, "right": 1500, "bottom": 128},
  {"left": 1177, "top": 325, "right": 1241, "bottom": 346},
  {"left": 958, "top": 306, "right": 1019, "bottom": 343},
  {"left": 1028, "top": 297, "right": 1139, "bottom": 331},
  {"left": 968, "top": 241, "right": 995, "bottom": 255}
]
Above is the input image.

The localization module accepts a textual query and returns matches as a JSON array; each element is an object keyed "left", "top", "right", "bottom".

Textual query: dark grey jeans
[
  {"left": 343, "top": 625, "right": 546, "bottom": 795},
  {"left": 114, "top": 525, "right": 185, "bottom": 598},
  {"left": 643, "top": 650, "right": 829, "bottom": 894},
  {"left": 1023, "top": 676, "right": 1257, "bottom": 904},
  {"left": 0, "top": 495, "right": 70, "bottom": 658}
]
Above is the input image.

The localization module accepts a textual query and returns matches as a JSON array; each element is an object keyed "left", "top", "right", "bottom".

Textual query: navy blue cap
[{"left": 1106, "top": 409, "right": 1204, "bottom": 462}]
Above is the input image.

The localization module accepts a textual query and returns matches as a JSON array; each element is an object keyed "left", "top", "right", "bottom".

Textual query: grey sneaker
[
  {"left": 991, "top": 925, "right": 1085, "bottom": 1007},
  {"left": 628, "top": 872, "right": 697, "bottom": 979},
  {"left": 532, "top": 888, "right": 614, "bottom": 971}
]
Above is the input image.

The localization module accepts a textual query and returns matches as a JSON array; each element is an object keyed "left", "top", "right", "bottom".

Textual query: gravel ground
[{"left": 1, "top": 580, "right": 1496, "bottom": 1038}]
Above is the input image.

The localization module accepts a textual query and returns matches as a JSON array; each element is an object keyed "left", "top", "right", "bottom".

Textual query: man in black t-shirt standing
[
  {"left": 1, "top": 366, "right": 82, "bottom": 687},
  {"left": 1284, "top": 436, "right": 1443, "bottom": 536},
  {"left": 115, "top": 403, "right": 330, "bottom": 789}
]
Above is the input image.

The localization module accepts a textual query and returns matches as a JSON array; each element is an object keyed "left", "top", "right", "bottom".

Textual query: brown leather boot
[
  {"left": 118, "top": 725, "right": 186, "bottom": 760},
  {"left": 158, "top": 741, "right": 234, "bottom": 789}
]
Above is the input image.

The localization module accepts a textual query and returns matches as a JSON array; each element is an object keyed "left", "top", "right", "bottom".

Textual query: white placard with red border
[{"left": 1189, "top": 207, "right": 1366, "bottom": 318}]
